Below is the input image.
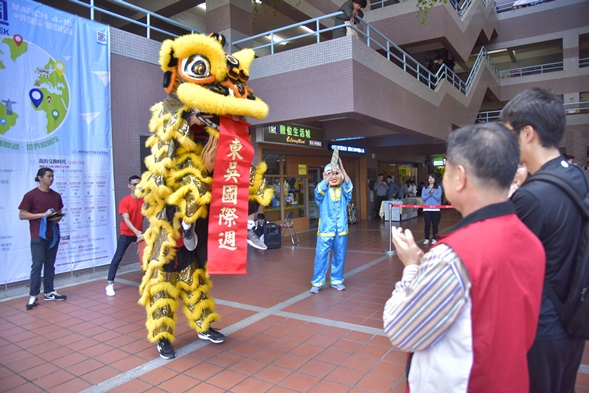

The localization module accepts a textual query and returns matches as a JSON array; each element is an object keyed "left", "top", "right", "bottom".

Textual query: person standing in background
[
  {"left": 332, "top": 0, "right": 367, "bottom": 39},
  {"left": 421, "top": 174, "right": 442, "bottom": 245},
  {"left": 386, "top": 176, "right": 399, "bottom": 200},
  {"left": 19, "top": 167, "right": 66, "bottom": 310},
  {"left": 374, "top": 173, "right": 388, "bottom": 218},
  {"left": 105, "top": 175, "right": 144, "bottom": 296}
]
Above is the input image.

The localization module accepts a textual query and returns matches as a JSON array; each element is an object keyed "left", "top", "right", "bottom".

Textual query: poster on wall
[{"left": 0, "top": 0, "right": 115, "bottom": 284}]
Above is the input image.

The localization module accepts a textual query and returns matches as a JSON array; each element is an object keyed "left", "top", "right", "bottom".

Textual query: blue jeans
[
  {"left": 107, "top": 235, "right": 137, "bottom": 282},
  {"left": 29, "top": 237, "right": 60, "bottom": 296}
]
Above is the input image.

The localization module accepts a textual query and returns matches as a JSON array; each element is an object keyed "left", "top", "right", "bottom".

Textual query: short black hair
[
  {"left": 129, "top": 175, "right": 140, "bottom": 183},
  {"left": 499, "top": 87, "right": 565, "bottom": 148},
  {"left": 257, "top": 213, "right": 266, "bottom": 220},
  {"left": 35, "top": 167, "right": 53, "bottom": 182},
  {"left": 353, "top": 0, "right": 367, "bottom": 8},
  {"left": 446, "top": 123, "right": 519, "bottom": 191}
]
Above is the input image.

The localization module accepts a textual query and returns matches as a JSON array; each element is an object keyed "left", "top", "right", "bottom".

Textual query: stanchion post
[{"left": 383, "top": 202, "right": 395, "bottom": 255}]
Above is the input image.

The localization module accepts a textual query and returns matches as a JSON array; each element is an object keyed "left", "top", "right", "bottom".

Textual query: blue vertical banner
[{"left": 0, "top": 0, "right": 115, "bottom": 284}]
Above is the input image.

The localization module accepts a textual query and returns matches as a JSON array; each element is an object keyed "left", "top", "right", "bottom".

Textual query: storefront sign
[
  {"left": 328, "top": 143, "right": 365, "bottom": 154},
  {"left": 262, "top": 124, "right": 323, "bottom": 148},
  {"left": 432, "top": 156, "right": 446, "bottom": 167}
]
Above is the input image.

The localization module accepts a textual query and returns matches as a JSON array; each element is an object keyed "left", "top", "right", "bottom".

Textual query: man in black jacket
[{"left": 500, "top": 88, "right": 587, "bottom": 393}]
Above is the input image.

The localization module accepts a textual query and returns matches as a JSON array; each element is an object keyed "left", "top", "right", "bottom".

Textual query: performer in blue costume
[{"left": 310, "top": 158, "right": 353, "bottom": 293}]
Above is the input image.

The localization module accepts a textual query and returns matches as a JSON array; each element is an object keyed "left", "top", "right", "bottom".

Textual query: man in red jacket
[{"left": 383, "top": 123, "right": 545, "bottom": 393}]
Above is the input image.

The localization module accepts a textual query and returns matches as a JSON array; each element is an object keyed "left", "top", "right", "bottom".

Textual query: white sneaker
[
  {"left": 182, "top": 222, "right": 198, "bottom": 251},
  {"left": 106, "top": 284, "right": 115, "bottom": 296},
  {"left": 423, "top": 239, "right": 430, "bottom": 245},
  {"left": 432, "top": 239, "right": 437, "bottom": 244},
  {"left": 247, "top": 229, "right": 267, "bottom": 250}
]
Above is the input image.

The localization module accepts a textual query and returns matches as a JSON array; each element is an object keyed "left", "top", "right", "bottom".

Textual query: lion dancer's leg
[{"left": 174, "top": 238, "right": 224, "bottom": 343}]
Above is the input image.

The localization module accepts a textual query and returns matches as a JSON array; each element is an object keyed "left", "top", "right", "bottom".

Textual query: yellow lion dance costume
[{"left": 136, "top": 33, "right": 272, "bottom": 359}]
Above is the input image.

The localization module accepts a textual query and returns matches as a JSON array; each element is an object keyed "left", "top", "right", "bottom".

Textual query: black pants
[
  {"left": 375, "top": 195, "right": 387, "bottom": 219},
  {"left": 107, "top": 235, "right": 137, "bottom": 282},
  {"left": 29, "top": 237, "right": 60, "bottom": 296},
  {"left": 423, "top": 210, "right": 441, "bottom": 240},
  {"left": 527, "top": 336, "right": 584, "bottom": 393}
]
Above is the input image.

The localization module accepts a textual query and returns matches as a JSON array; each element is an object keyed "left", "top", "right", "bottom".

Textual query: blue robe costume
[{"left": 311, "top": 176, "right": 353, "bottom": 287}]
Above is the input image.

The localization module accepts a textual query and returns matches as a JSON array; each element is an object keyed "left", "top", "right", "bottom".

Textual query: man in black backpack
[{"left": 500, "top": 88, "right": 587, "bottom": 393}]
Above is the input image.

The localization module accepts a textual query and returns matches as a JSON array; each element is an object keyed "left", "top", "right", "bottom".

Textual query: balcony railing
[
  {"left": 64, "top": 0, "right": 201, "bottom": 40},
  {"left": 498, "top": 61, "right": 564, "bottom": 79},
  {"left": 368, "top": 0, "right": 486, "bottom": 19},
  {"left": 232, "top": 12, "right": 498, "bottom": 96},
  {"left": 476, "top": 101, "right": 589, "bottom": 122}
]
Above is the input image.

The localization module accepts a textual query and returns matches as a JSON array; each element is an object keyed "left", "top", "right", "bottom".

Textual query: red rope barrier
[{"left": 391, "top": 204, "right": 454, "bottom": 209}]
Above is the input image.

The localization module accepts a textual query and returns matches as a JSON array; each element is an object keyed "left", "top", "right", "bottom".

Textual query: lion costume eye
[{"left": 179, "top": 55, "right": 213, "bottom": 83}]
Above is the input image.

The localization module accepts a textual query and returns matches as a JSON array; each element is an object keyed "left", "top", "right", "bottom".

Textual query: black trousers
[
  {"left": 423, "top": 210, "right": 441, "bottom": 240},
  {"left": 527, "top": 335, "right": 584, "bottom": 393}
]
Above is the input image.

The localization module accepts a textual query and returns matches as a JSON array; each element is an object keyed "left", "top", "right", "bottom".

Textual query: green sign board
[{"left": 263, "top": 124, "right": 323, "bottom": 148}]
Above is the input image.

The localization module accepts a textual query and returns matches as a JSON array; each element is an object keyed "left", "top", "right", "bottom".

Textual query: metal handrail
[
  {"left": 476, "top": 101, "right": 589, "bottom": 123},
  {"left": 498, "top": 61, "right": 564, "bottom": 79},
  {"left": 232, "top": 12, "right": 490, "bottom": 95},
  {"left": 66, "top": 0, "right": 202, "bottom": 39},
  {"left": 367, "top": 0, "right": 483, "bottom": 20}
]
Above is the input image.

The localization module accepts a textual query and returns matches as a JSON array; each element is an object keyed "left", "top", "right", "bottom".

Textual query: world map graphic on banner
[
  {"left": 0, "top": 0, "right": 116, "bottom": 285},
  {"left": 0, "top": 36, "right": 70, "bottom": 140}
]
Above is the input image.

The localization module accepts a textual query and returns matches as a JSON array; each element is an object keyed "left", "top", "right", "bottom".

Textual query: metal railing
[
  {"left": 232, "top": 12, "right": 498, "bottom": 95},
  {"left": 368, "top": 0, "right": 483, "bottom": 19},
  {"left": 65, "top": 0, "right": 201, "bottom": 40},
  {"left": 580, "top": 57, "right": 589, "bottom": 68},
  {"left": 476, "top": 101, "right": 589, "bottom": 122},
  {"left": 498, "top": 61, "right": 563, "bottom": 79}
]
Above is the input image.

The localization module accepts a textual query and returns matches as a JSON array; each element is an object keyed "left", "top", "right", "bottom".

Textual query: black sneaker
[
  {"left": 157, "top": 338, "right": 176, "bottom": 359},
  {"left": 198, "top": 328, "right": 226, "bottom": 344},
  {"left": 44, "top": 291, "right": 67, "bottom": 301},
  {"left": 25, "top": 297, "right": 38, "bottom": 310}
]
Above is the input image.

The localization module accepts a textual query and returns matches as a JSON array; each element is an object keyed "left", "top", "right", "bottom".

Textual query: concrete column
[
  {"left": 562, "top": 31, "right": 578, "bottom": 74},
  {"left": 205, "top": 0, "right": 253, "bottom": 46}
]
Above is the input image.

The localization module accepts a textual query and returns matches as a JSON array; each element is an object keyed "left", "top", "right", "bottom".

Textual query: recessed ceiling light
[
  {"left": 197, "top": 3, "right": 206, "bottom": 10},
  {"left": 266, "top": 34, "right": 288, "bottom": 45}
]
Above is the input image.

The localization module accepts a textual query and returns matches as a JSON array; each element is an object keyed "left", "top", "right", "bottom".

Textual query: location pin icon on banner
[
  {"left": 29, "top": 89, "right": 43, "bottom": 108},
  {"left": 54, "top": 61, "right": 65, "bottom": 76},
  {"left": 13, "top": 35, "right": 23, "bottom": 47},
  {"left": 52, "top": 110, "right": 59, "bottom": 120}
]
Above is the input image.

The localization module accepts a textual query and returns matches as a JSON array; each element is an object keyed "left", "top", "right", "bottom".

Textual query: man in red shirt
[{"left": 106, "top": 176, "right": 144, "bottom": 296}]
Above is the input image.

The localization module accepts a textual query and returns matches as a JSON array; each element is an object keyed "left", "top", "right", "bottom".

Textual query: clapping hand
[{"left": 391, "top": 226, "right": 423, "bottom": 267}]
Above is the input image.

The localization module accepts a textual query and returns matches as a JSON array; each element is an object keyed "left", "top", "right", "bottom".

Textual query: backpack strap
[{"left": 527, "top": 170, "right": 589, "bottom": 314}]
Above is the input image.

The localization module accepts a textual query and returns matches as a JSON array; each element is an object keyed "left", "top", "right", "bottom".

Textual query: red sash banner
[{"left": 207, "top": 116, "right": 254, "bottom": 274}]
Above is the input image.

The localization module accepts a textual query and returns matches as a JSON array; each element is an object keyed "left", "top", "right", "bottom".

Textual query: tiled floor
[{"left": 1, "top": 211, "right": 588, "bottom": 392}]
